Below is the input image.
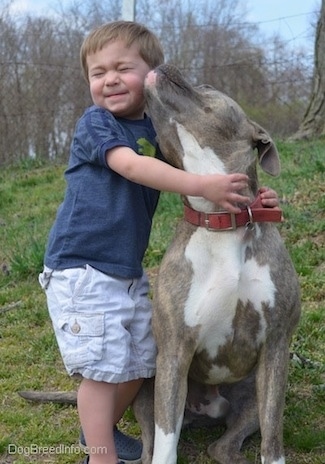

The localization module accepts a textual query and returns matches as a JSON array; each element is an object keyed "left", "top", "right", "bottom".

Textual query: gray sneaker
[
  {"left": 79, "top": 426, "right": 142, "bottom": 464},
  {"left": 82, "top": 459, "right": 125, "bottom": 464},
  {"left": 82, "top": 458, "right": 126, "bottom": 464}
]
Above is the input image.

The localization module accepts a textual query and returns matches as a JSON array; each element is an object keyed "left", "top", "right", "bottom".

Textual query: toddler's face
[{"left": 87, "top": 40, "right": 151, "bottom": 119}]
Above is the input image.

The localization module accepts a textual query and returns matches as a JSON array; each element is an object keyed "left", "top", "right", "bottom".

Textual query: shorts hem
[{"left": 69, "top": 367, "right": 156, "bottom": 383}]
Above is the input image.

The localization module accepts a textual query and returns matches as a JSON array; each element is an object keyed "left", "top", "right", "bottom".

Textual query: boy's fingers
[
  {"left": 232, "top": 194, "right": 250, "bottom": 204},
  {"left": 232, "top": 181, "right": 248, "bottom": 191},
  {"left": 221, "top": 202, "right": 242, "bottom": 214},
  {"left": 230, "top": 173, "right": 249, "bottom": 182}
]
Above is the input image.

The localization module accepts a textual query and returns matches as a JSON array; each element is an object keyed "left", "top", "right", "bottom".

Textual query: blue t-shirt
[{"left": 44, "top": 105, "right": 162, "bottom": 278}]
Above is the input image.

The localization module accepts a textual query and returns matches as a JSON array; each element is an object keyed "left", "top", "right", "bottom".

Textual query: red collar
[{"left": 184, "top": 195, "right": 283, "bottom": 231}]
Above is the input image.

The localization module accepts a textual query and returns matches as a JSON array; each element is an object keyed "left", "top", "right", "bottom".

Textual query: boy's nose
[{"left": 104, "top": 71, "right": 119, "bottom": 85}]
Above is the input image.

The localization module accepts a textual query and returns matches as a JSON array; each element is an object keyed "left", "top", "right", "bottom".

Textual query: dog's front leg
[
  {"left": 256, "top": 336, "right": 290, "bottom": 464},
  {"left": 151, "top": 350, "right": 191, "bottom": 464}
]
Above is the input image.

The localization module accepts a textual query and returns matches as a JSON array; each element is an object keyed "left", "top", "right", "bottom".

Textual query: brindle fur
[{"left": 133, "top": 64, "right": 301, "bottom": 464}]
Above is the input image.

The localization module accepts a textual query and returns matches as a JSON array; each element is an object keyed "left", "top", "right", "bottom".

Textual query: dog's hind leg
[
  {"left": 208, "top": 374, "right": 259, "bottom": 464},
  {"left": 132, "top": 378, "right": 155, "bottom": 464},
  {"left": 256, "top": 337, "right": 290, "bottom": 464}
]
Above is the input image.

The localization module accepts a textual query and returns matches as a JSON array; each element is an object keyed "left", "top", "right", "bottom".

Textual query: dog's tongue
[
  {"left": 145, "top": 70, "right": 157, "bottom": 86},
  {"left": 145, "top": 64, "right": 185, "bottom": 88}
]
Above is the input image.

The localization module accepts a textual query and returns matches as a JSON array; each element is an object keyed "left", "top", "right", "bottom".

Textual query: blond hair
[{"left": 80, "top": 21, "right": 165, "bottom": 82}]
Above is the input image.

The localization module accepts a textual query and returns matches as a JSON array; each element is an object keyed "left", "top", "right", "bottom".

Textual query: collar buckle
[{"left": 205, "top": 211, "right": 237, "bottom": 231}]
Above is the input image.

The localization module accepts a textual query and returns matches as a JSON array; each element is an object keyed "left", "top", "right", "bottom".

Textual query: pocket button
[{"left": 71, "top": 320, "right": 81, "bottom": 334}]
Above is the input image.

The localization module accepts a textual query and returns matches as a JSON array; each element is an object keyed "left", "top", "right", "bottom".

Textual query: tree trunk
[{"left": 290, "top": 0, "right": 325, "bottom": 140}]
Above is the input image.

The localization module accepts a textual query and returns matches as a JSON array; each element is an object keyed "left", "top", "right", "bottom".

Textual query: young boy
[{"left": 39, "top": 21, "right": 279, "bottom": 464}]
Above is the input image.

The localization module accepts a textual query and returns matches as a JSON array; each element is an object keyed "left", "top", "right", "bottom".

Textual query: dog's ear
[{"left": 251, "top": 121, "right": 281, "bottom": 176}]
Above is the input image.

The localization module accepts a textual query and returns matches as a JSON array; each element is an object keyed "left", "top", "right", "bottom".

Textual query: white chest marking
[
  {"left": 184, "top": 228, "right": 276, "bottom": 358},
  {"left": 176, "top": 122, "right": 226, "bottom": 174},
  {"left": 176, "top": 122, "right": 226, "bottom": 211}
]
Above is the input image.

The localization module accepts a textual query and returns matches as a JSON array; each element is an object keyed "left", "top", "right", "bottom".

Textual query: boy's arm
[{"left": 106, "top": 146, "right": 250, "bottom": 214}]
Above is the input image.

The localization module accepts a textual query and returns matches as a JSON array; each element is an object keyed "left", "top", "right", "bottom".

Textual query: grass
[{"left": 0, "top": 139, "right": 324, "bottom": 464}]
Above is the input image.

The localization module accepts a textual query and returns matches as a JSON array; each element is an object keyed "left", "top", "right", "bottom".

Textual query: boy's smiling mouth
[
  {"left": 105, "top": 91, "right": 129, "bottom": 103},
  {"left": 106, "top": 91, "right": 127, "bottom": 98}
]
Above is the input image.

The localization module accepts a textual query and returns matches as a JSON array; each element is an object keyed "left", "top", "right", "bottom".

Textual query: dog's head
[{"left": 144, "top": 64, "right": 280, "bottom": 186}]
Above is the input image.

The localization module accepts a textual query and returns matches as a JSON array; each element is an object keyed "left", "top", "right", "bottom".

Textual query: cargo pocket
[{"left": 57, "top": 312, "right": 105, "bottom": 370}]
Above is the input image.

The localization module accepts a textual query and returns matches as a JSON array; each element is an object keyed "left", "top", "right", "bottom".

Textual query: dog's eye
[{"left": 204, "top": 107, "right": 213, "bottom": 114}]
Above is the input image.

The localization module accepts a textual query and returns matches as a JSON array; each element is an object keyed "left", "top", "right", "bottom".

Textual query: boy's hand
[
  {"left": 107, "top": 147, "right": 250, "bottom": 214},
  {"left": 201, "top": 173, "right": 250, "bottom": 214},
  {"left": 259, "top": 187, "right": 280, "bottom": 209}
]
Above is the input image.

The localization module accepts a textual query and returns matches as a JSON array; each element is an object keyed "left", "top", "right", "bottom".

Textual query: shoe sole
[
  {"left": 78, "top": 441, "right": 142, "bottom": 464},
  {"left": 117, "top": 461, "right": 142, "bottom": 464}
]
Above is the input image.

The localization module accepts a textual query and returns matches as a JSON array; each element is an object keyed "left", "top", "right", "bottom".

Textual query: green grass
[{"left": 0, "top": 138, "right": 324, "bottom": 463}]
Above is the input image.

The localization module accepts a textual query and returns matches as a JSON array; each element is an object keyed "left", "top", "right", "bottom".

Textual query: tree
[
  {"left": 0, "top": 0, "right": 316, "bottom": 164},
  {"left": 291, "top": 0, "right": 325, "bottom": 140}
]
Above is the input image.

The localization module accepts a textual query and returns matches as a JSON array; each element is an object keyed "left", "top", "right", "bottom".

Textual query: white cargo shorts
[{"left": 39, "top": 265, "right": 157, "bottom": 383}]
